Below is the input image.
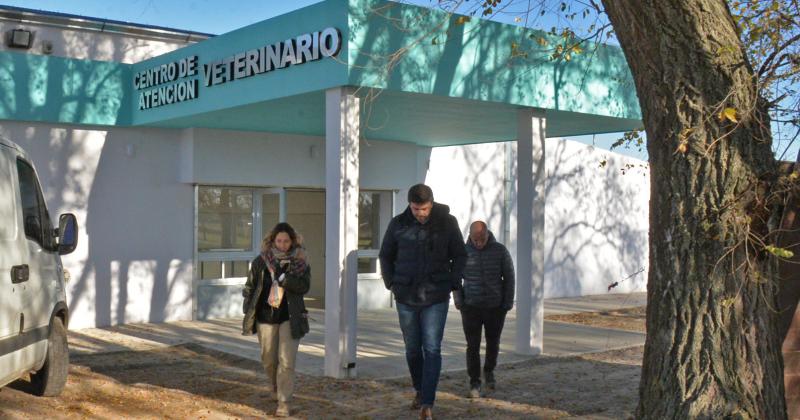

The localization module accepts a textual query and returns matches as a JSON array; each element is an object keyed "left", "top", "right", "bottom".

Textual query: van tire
[{"left": 31, "top": 317, "right": 69, "bottom": 397}]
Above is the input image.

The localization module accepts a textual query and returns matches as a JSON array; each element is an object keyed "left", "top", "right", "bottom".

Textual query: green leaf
[{"left": 765, "top": 245, "right": 794, "bottom": 259}]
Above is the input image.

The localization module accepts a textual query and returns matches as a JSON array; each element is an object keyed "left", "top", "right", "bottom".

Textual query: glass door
[
  {"left": 285, "top": 189, "right": 326, "bottom": 308},
  {"left": 260, "top": 188, "right": 284, "bottom": 242}
]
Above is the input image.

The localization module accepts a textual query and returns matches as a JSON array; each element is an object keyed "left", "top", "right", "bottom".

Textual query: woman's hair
[{"left": 261, "top": 222, "right": 299, "bottom": 253}]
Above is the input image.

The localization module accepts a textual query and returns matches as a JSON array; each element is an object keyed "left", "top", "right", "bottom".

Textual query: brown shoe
[
  {"left": 419, "top": 406, "right": 433, "bottom": 420},
  {"left": 410, "top": 392, "right": 421, "bottom": 410},
  {"left": 275, "top": 401, "right": 290, "bottom": 417}
]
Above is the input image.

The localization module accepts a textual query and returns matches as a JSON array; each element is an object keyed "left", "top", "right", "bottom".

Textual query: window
[
  {"left": 196, "top": 186, "right": 390, "bottom": 281},
  {"left": 199, "top": 260, "right": 250, "bottom": 280},
  {"left": 357, "top": 190, "right": 393, "bottom": 275},
  {"left": 16, "top": 159, "right": 54, "bottom": 251},
  {"left": 197, "top": 186, "right": 280, "bottom": 282},
  {"left": 0, "top": 151, "right": 17, "bottom": 240},
  {"left": 198, "top": 187, "right": 253, "bottom": 252},
  {"left": 358, "top": 192, "right": 381, "bottom": 273}
]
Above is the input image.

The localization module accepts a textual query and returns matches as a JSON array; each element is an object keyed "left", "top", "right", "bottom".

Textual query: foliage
[
  {"left": 424, "top": 0, "right": 798, "bottom": 160},
  {"left": 420, "top": 1, "right": 798, "bottom": 416},
  {"left": 730, "top": 0, "right": 800, "bottom": 160}
]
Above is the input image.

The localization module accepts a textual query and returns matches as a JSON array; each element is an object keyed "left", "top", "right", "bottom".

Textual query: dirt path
[
  {"left": 545, "top": 306, "right": 647, "bottom": 333},
  {"left": 0, "top": 342, "right": 642, "bottom": 419},
  {"left": 1, "top": 308, "right": 647, "bottom": 419}
]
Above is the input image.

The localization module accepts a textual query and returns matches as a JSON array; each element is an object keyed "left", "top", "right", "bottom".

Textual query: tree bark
[{"left": 601, "top": 1, "right": 788, "bottom": 418}]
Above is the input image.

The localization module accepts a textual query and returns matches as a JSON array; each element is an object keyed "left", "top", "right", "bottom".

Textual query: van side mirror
[{"left": 57, "top": 213, "right": 78, "bottom": 255}]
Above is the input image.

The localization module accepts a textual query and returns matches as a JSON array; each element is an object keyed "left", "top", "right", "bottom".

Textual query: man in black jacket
[
  {"left": 454, "top": 220, "right": 515, "bottom": 398},
  {"left": 379, "top": 184, "right": 467, "bottom": 420}
]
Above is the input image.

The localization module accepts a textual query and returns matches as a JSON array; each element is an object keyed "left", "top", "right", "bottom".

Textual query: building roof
[
  {"left": 0, "top": 4, "right": 213, "bottom": 42},
  {"left": 0, "top": 0, "right": 643, "bottom": 146}
]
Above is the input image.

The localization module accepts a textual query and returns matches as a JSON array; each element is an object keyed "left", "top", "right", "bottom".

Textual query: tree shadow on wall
[
  {"left": 1, "top": 33, "right": 195, "bottom": 329},
  {"left": 544, "top": 139, "right": 648, "bottom": 297}
]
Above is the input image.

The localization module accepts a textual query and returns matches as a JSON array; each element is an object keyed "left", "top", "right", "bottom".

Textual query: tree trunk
[{"left": 601, "top": 1, "right": 787, "bottom": 418}]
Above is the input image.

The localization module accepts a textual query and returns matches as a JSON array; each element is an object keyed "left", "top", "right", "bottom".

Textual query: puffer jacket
[
  {"left": 459, "top": 231, "right": 515, "bottom": 310},
  {"left": 379, "top": 202, "right": 467, "bottom": 306},
  {"left": 242, "top": 254, "right": 310, "bottom": 339}
]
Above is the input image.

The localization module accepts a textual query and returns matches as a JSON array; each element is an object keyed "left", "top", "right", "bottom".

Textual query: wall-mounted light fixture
[{"left": 8, "top": 29, "right": 33, "bottom": 49}]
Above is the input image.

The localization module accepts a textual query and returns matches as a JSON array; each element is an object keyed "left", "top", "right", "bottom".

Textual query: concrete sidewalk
[{"left": 68, "top": 292, "right": 647, "bottom": 379}]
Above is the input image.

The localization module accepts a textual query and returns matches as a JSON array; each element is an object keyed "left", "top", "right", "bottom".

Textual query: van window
[
  {"left": 0, "top": 150, "right": 17, "bottom": 240},
  {"left": 16, "top": 158, "right": 55, "bottom": 251}
]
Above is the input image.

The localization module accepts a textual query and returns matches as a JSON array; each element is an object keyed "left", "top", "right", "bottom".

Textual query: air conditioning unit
[{"left": 7, "top": 29, "right": 33, "bottom": 49}]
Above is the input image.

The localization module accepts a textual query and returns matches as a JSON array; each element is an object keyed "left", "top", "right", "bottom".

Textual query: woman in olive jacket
[{"left": 242, "top": 222, "right": 310, "bottom": 417}]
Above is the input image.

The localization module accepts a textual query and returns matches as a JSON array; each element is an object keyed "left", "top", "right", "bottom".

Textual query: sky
[
  {"left": 2, "top": 0, "right": 326, "bottom": 35},
  {"left": 1, "top": 0, "right": 547, "bottom": 35},
  {"left": 3, "top": 1, "right": 795, "bottom": 162}
]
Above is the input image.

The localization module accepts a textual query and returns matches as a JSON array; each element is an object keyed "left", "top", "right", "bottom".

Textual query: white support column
[
  {"left": 515, "top": 107, "right": 546, "bottom": 356},
  {"left": 324, "top": 87, "right": 360, "bottom": 378}
]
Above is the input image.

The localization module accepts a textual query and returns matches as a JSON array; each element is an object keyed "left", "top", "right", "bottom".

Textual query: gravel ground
[{"left": 0, "top": 308, "right": 647, "bottom": 419}]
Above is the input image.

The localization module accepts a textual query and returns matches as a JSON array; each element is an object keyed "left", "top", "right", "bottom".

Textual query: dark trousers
[{"left": 460, "top": 305, "right": 507, "bottom": 386}]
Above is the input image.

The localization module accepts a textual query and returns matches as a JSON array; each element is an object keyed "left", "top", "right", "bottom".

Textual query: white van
[{"left": 0, "top": 136, "right": 76, "bottom": 396}]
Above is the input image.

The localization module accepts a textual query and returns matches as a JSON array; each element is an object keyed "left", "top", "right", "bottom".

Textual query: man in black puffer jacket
[
  {"left": 379, "top": 184, "right": 467, "bottom": 420},
  {"left": 454, "top": 220, "right": 515, "bottom": 398}
]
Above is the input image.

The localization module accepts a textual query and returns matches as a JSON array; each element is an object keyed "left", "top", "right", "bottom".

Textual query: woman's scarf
[{"left": 262, "top": 244, "right": 308, "bottom": 278}]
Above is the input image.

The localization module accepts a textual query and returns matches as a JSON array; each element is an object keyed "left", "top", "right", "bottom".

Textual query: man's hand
[{"left": 453, "top": 289, "right": 464, "bottom": 310}]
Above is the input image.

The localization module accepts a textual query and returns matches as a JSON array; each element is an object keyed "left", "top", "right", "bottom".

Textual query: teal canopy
[{"left": 0, "top": 0, "right": 641, "bottom": 146}]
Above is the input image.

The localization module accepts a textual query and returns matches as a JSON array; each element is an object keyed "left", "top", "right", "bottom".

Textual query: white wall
[
  {"left": 183, "top": 128, "right": 423, "bottom": 190},
  {"left": 0, "top": 122, "right": 426, "bottom": 328},
  {"left": 0, "top": 117, "right": 648, "bottom": 328},
  {"left": 182, "top": 129, "right": 424, "bottom": 313},
  {"left": 426, "top": 138, "right": 649, "bottom": 299},
  {"left": 0, "top": 19, "right": 193, "bottom": 63},
  {"left": 544, "top": 139, "right": 649, "bottom": 297},
  {"left": 0, "top": 122, "right": 195, "bottom": 329},
  {"left": 425, "top": 142, "right": 511, "bottom": 237}
]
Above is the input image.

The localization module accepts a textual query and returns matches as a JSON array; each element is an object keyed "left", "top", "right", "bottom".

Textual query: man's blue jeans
[{"left": 396, "top": 300, "right": 449, "bottom": 407}]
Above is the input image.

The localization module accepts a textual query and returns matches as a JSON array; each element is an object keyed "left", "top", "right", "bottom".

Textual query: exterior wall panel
[
  {"left": 0, "top": 121, "right": 194, "bottom": 329},
  {"left": 426, "top": 138, "right": 649, "bottom": 299},
  {"left": 0, "top": 18, "right": 194, "bottom": 63}
]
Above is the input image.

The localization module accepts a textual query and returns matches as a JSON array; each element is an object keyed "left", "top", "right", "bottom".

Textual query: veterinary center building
[{"left": 0, "top": 0, "right": 649, "bottom": 377}]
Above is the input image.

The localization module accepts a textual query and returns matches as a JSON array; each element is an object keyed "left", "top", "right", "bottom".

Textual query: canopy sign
[{"left": 134, "top": 27, "right": 342, "bottom": 111}]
